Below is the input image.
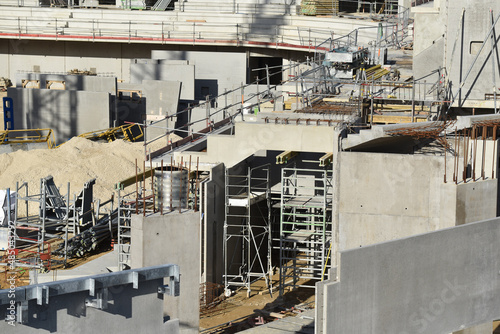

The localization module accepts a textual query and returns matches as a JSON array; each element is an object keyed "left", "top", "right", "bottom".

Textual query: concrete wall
[
  {"left": 317, "top": 216, "right": 500, "bottom": 334},
  {"left": 337, "top": 152, "right": 457, "bottom": 250},
  {"left": 8, "top": 88, "right": 111, "bottom": 144},
  {"left": 151, "top": 50, "right": 247, "bottom": 103},
  {"left": 201, "top": 163, "right": 226, "bottom": 284},
  {"left": 130, "top": 61, "right": 195, "bottom": 101},
  {"left": 131, "top": 212, "right": 200, "bottom": 334},
  {"left": 456, "top": 180, "right": 498, "bottom": 225},
  {"left": 413, "top": 0, "right": 500, "bottom": 103}
]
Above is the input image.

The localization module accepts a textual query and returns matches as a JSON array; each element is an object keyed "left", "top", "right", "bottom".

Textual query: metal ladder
[
  {"left": 279, "top": 168, "right": 333, "bottom": 296},
  {"left": 117, "top": 190, "right": 133, "bottom": 271},
  {"left": 223, "top": 165, "right": 272, "bottom": 296}
]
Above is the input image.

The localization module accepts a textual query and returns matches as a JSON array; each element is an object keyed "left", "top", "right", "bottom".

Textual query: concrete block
[{"left": 131, "top": 212, "right": 200, "bottom": 334}]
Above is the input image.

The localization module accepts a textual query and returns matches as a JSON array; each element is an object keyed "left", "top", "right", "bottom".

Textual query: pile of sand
[{"left": 0, "top": 135, "right": 180, "bottom": 205}]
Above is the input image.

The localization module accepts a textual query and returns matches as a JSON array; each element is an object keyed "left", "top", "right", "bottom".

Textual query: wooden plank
[
  {"left": 371, "top": 114, "right": 428, "bottom": 124},
  {"left": 115, "top": 169, "right": 154, "bottom": 190}
]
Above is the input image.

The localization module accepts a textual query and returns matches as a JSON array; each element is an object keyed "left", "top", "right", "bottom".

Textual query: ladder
[
  {"left": 279, "top": 168, "right": 333, "bottom": 296},
  {"left": 117, "top": 190, "right": 133, "bottom": 271},
  {"left": 223, "top": 165, "right": 272, "bottom": 296}
]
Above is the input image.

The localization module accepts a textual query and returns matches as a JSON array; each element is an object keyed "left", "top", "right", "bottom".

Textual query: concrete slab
[
  {"left": 241, "top": 309, "right": 315, "bottom": 333},
  {"left": 35, "top": 249, "right": 118, "bottom": 284},
  {"left": 9, "top": 88, "right": 111, "bottom": 144}
]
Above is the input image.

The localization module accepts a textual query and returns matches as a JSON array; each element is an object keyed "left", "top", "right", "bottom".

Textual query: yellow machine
[{"left": 77, "top": 123, "right": 144, "bottom": 143}]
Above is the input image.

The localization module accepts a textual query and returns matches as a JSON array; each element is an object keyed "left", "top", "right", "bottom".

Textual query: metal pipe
[
  {"left": 179, "top": 157, "right": 184, "bottom": 213},
  {"left": 482, "top": 126, "right": 486, "bottom": 180},
  {"left": 142, "top": 160, "right": 146, "bottom": 216},
  {"left": 493, "top": 125, "right": 497, "bottom": 179},
  {"left": 160, "top": 159, "right": 164, "bottom": 215},
  {"left": 150, "top": 155, "right": 155, "bottom": 213},
  {"left": 170, "top": 157, "right": 173, "bottom": 212},
  {"left": 473, "top": 127, "right": 477, "bottom": 182},
  {"left": 135, "top": 159, "right": 138, "bottom": 215}
]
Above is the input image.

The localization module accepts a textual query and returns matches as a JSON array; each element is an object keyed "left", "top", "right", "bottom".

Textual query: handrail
[{"left": 0, "top": 128, "right": 56, "bottom": 148}]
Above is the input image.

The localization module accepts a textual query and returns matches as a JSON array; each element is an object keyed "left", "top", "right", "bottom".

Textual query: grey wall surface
[
  {"left": 130, "top": 61, "right": 195, "bottom": 100},
  {"left": 151, "top": 50, "right": 247, "bottom": 103},
  {"left": 131, "top": 212, "right": 200, "bottom": 334},
  {"left": 8, "top": 88, "right": 111, "bottom": 144},
  {"left": 202, "top": 163, "right": 226, "bottom": 285},
  {"left": 318, "top": 217, "right": 500, "bottom": 334},
  {"left": 413, "top": 0, "right": 500, "bottom": 103},
  {"left": 143, "top": 79, "right": 181, "bottom": 118},
  {"left": 337, "top": 152, "right": 457, "bottom": 250}
]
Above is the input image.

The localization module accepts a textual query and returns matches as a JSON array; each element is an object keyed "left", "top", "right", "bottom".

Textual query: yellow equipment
[
  {"left": 0, "top": 128, "right": 56, "bottom": 149},
  {"left": 78, "top": 123, "right": 144, "bottom": 143}
]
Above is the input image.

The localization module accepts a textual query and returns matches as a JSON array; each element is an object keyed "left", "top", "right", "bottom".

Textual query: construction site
[{"left": 0, "top": 0, "right": 500, "bottom": 333}]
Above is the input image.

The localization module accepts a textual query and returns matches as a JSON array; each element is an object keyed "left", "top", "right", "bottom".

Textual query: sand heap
[{"left": 0, "top": 136, "right": 180, "bottom": 204}]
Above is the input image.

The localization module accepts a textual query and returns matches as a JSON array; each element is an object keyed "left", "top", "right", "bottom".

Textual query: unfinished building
[{"left": 0, "top": 0, "right": 500, "bottom": 333}]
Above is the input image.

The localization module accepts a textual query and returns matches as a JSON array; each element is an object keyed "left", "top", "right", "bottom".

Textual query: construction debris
[
  {"left": 67, "top": 69, "right": 97, "bottom": 76},
  {"left": 56, "top": 209, "right": 118, "bottom": 258},
  {"left": 301, "top": 0, "right": 339, "bottom": 16},
  {"left": 0, "top": 77, "right": 12, "bottom": 90}
]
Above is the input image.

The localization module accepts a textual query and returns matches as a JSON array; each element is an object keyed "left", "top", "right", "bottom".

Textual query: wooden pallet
[{"left": 300, "top": 0, "right": 339, "bottom": 16}]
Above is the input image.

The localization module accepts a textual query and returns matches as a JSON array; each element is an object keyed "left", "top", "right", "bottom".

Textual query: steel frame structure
[
  {"left": 279, "top": 167, "right": 333, "bottom": 296},
  {"left": 223, "top": 164, "right": 272, "bottom": 296}
]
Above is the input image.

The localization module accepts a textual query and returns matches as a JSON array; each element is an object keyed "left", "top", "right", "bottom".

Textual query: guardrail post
[{"left": 193, "top": 22, "right": 195, "bottom": 45}]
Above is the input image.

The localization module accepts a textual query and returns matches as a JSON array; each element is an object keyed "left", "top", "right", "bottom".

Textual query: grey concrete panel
[
  {"left": 337, "top": 152, "right": 458, "bottom": 250},
  {"left": 131, "top": 212, "right": 200, "bottom": 334},
  {"left": 202, "top": 163, "right": 226, "bottom": 284},
  {"left": 9, "top": 88, "right": 110, "bottom": 144},
  {"left": 413, "top": 0, "right": 500, "bottom": 103},
  {"left": 320, "top": 217, "right": 500, "bottom": 334},
  {"left": 130, "top": 63, "right": 195, "bottom": 101},
  {"left": 151, "top": 50, "right": 246, "bottom": 101},
  {"left": 143, "top": 79, "right": 181, "bottom": 117}
]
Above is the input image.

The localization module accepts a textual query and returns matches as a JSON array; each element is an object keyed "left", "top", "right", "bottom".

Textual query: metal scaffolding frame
[
  {"left": 279, "top": 167, "right": 333, "bottom": 296},
  {"left": 13, "top": 176, "right": 96, "bottom": 269},
  {"left": 223, "top": 164, "right": 272, "bottom": 296}
]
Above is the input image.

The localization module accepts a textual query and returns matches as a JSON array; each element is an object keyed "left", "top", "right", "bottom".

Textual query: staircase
[{"left": 152, "top": 0, "right": 173, "bottom": 11}]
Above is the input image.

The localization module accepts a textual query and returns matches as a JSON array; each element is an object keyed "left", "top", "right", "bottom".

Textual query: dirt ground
[{"left": 200, "top": 278, "right": 316, "bottom": 333}]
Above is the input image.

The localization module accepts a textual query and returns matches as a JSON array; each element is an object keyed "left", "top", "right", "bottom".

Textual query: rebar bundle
[{"left": 57, "top": 209, "right": 119, "bottom": 258}]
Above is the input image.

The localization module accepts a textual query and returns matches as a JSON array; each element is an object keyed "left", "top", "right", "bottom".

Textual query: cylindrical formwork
[{"left": 155, "top": 168, "right": 189, "bottom": 210}]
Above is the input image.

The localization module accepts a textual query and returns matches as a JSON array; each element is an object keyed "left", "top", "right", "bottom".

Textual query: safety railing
[
  {"left": 0, "top": 128, "right": 56, "bottom": 148},
  {"left": 0, "top": 16, "right": 337, "bottom": 50}
]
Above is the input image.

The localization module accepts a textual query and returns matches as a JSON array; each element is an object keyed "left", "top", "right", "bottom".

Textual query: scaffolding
[
  {"left": 13, "top": 176, "right": 96, "bottom": 269},
  {"left": 223, "top": 164, "right": 272, "bottom": 296},
  {"left": 279, "top": 167, "right": 333, "bottom": 296}
]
